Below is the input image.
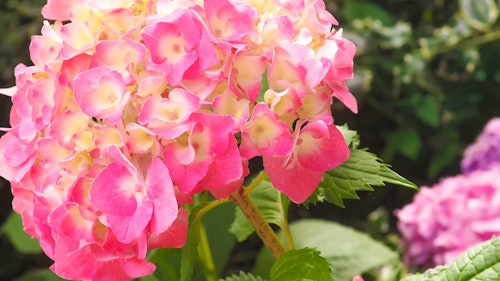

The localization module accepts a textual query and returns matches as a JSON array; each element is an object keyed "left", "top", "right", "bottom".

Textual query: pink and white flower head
[
  {"left": 396, "top": 168, "right": 500, "bottom": 269},
  {"left": 0, "top": 0, "right": 356, "bottom": 279},
  {"left": 461, "top": 118, "right": 500, "bottom": 174}
]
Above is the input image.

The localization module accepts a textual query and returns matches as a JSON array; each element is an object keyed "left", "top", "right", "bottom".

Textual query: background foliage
[{"left": 0, "top": 0, "right": 499, "bottom": 280}]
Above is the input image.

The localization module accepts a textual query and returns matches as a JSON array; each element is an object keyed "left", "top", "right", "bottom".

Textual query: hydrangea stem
[
  {"left": 230, "top": 186, "right": 286, "bottom": 258},
  {"left": 197, "top": 224, "right": 218, "bottom": 281}
]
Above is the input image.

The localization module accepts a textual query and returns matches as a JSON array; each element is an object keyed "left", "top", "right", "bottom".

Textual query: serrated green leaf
[
  {"left": 306, "top": 149, "right": 417, "bottom": 208},
  {"left": 402, "top": 237, "right": 500, "bottom": 281},
  {"left": 220, "top": 271, "right": 267, "bottom": 281},
  {"left": 255, "top": 219, "right": 399, "bottom": 281},
  {"left": 444, "top": 236, "right": 500, "bottom": 281},
  {"left": 338, "top": 124, "right": 360, "bottom": 149},
  {"left": 0, "top": 212, "right": 42, "bottom": 254},
  {"left": 270, "top": 248, "right": 331, "bottom": 281},
  {"left": 229, "top": 174, "right": 289, "bottom": 242},
  {"left": 400, "top": 266, "right": 448, "bottom": 281}
]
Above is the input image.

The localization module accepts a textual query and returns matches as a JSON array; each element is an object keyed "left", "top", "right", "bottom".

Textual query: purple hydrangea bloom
[
  {"left": 396, "top": 168, "right": 500, "bottom": 269},
  {"left": 461, "top": 118, "right": 500, "bottom": 174}
]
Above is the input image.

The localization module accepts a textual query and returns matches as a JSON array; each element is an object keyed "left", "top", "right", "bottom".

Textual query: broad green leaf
[
  {"left": 229, "top": 174, "right": 290, "bottom": 242},
  {"left": 148, "top": 248, "right": 182, "bottom": 281},
  {"left": 220, "top": 271, "right": 267, "bottom": 281},
  {"left": 0, "top": 212, "right": 42, "bottom": 254},
  {"left": 428, "top": 142, "right": 460, "bottom": 179},
  {"left": 255, "top": 219, "right": 399, "bottom": 281},
  {"left": 415, "top": 95, "right": 440, "bottom": 128},
  {"left": 402, "top": 237, "right": 500, "bottom": 281},
  {"left": 270, "top": 248, "right": 331, "bottom": 281},
  {"left": 460, "top": 0, "right": 499, "bottom": 30},
  {"left": 344, "top": 0, "right": 393, "bottom": 26},
  {"left": 444, "top": 236, "right": 500, "bottom": 281},
  {"left": 202, "top": 203, "right": 237, "bottom": 275},
  {"left": 306, "top": 149, "right": 417, "bottom": 208},
  {"left": 400, "top": 266, "right": 448, "bottom": 281},
  {"left": 383, "top": 127, "right": 421, "bottom": 161}
]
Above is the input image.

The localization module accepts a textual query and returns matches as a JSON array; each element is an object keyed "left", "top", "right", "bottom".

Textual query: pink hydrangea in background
[
  {"left": 461, "top": 118, "right": 500, "bottom": 174},
  {"left": 0, "top": 0, "right": 356, "bottom": 280},
  {"left": 396, "top": 167, "right": 500, "bottom": 269}
]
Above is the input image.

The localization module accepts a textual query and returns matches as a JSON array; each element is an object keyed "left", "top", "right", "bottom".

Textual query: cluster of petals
[
  {"left": 0, "top": 0, "right": 356, "bottom": 280},
  {"left": 396, "top": 118, "right": 500, "bottom": 267},
  {"left": 397, "top": 118, "right": 500, "bottom": 269},
  {"left": 461, "top": 117, "right": 500, "bottom": 174},
  {"left": 396, "top": 167, "right": 500, "bottom": 269}
]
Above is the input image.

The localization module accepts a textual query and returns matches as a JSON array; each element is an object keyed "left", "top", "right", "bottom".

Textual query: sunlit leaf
[
  {"left": 306, "top": 149, "right": 417, "bottom": 208},
  {"left": 270, "top": 248, "right": 331, "bottom": 281},
  {"left": 255, "top": 219, "right": 399, "bottom": 281},
  {"left": 220, "top": 271, "right": 266, "bottom": 281}
]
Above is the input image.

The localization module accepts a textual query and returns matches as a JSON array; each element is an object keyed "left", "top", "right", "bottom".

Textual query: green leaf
[
  {"left": 337, "top": 124, "right": 360, "bottom": 149},
  {"left": 383, "top": 127, "right": 421, "bottom": 161},
  {"left": 444, "top": 236, "right": 500, "bottom": 281},
  {"left": 229, "top": 174, "right": 290, "bottom": 242},
  {"left": 460, "top": 0, "right": 499, "bottom": 30},
  {"left": 306, "top": 149, "right": 417, "bottom": 208},
  {"left": 202, "top": 203, "right": 237, "bottom": 275},
  {"left": 257, "top": 69, "right": 269, "bottom": 103},
  {"left": 255, "top": 219, "right": 398, "bottom": 281},
  {"left": 343, "top": 0, "right": 393, "bottom": 26},
  {"left": 400, "top": 266, "right": 448, "bottom": 281},
  {"left": 220, "top": 271, "right": 267, "bottom": 281},
  {"left": 148, "top": 248, "right": 182, "bottom": 281},
  {"left": 0, "top": 212, "right": 42, "bottom": 254},
  {"left": 402, "top": 237, "right": 500, "bottom": 281},
  {"left": 415, "top": 95, "right": 440, "bottom": 128},
  {"left": 13, "top": 269, "right": 66, "bottom": 281},
  {"left": 270, "top": 248, "right": 331, "bottom": 281}
]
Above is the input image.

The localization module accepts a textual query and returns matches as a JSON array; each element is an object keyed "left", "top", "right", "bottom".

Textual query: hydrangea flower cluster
[
  {"left": 461, "top": 118, "right": 500, "bottom": 174},
  {"left": 0, "top": 0, "right": 356, "bottom": 280},
  {"left": 397, "top": 118, "right": 500, "bottom": 269}
]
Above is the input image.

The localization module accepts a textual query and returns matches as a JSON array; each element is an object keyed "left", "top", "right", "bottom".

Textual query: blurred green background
[{"left": 0, "top": 0, "right": 499, "bottom": 280}]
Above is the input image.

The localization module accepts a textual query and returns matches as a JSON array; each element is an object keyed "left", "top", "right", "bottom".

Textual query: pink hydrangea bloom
[
  {"left": 0, "top": 0, "right": 356, "bottom": 279},
  {"left": 396, "top": 168, "right": 500, "bottom": 269},
  {"left": 461, "top": 118, "right": 500, "bottom": 174}
]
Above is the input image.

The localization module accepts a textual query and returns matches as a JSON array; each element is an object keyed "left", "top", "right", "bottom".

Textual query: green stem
[
  {"left": 245, "top": 171, "right": 268, "bottom": 195},
  {"left": 195, "top": 198, "right": 230, "bottom": 222},
  {"left": 429, "top": 29, "right": 500, "bottom": 58},
  {"left": 280, "top": 196, "right": 295, "bottom": 250},
  {"left": 197, "top": 224, "right": 218, "bottom": 281},
  {"left": 230, "top": 186, "right": 286, "bottom": 258}
]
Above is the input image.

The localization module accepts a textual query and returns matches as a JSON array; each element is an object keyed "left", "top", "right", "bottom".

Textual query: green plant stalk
[
  {"left": 244, "top": 171, "right": 268, "bottom": 195},
  {"left": 197, "top": 224, "right": 218, "bottom": 281},
  {"left": 279, "top": 195, "right": 295, "bottom": 250},
  {"left": 230, "top": 186, "right": 286, "bottom": 258}
]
